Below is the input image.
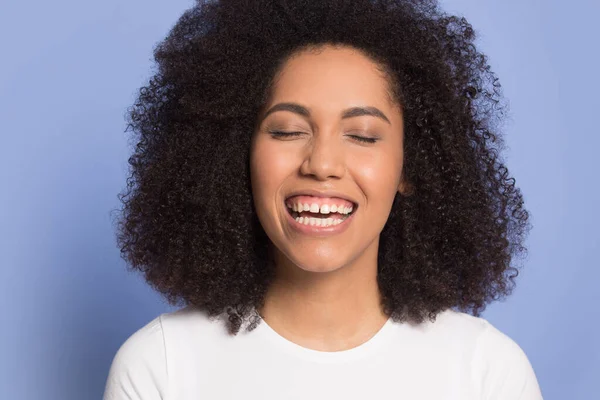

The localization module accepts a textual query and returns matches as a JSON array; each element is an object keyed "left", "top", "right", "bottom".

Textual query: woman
[{"left": 104, "top": 0, "right": 542, "bottom": 399}]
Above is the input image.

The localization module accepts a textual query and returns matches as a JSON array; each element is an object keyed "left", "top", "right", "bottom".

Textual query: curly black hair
[{"left": 113, "top": 0, "right": 532, "bottom": 336}]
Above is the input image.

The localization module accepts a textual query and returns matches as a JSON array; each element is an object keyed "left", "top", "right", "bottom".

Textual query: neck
[{"left": 258, "top": 240, "right": 389, "bottom": 351}]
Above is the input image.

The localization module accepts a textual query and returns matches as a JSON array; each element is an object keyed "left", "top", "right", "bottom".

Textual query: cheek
[
  {"left": 250, "top": 141, "right": 295, "bottom": 201},
  {"left": 353, "top": 152, "right": 402, "bottom": 201}
]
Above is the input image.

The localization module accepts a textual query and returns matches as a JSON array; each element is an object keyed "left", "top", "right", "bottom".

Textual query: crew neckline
[{"left": 254, "top": 314, "right": 396, "bottom": 364}]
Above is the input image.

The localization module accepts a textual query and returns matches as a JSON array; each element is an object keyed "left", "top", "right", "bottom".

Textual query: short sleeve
[
  {"left": 103, "top": 315, "right": 168, "bottom": 400},
  {"left": 473, "top": 320, "right": 543, "bottom": 400}
]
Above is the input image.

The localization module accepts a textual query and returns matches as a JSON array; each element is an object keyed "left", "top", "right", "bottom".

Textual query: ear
[
  {"left": 397, "top": 178, "right": 414, "bottom": 196},
  {"left": 397, "top": 181, "right": 406, "bottom": 194}
]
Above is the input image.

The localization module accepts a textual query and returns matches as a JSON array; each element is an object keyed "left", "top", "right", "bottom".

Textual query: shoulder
[
  {"left": 103, "top": 313, "right": 169, "bottom": 400},
  {"left": 158, "top": 304, "right": 232, "bottom": 348},
  {"left": 103, "top": 305, "right": 223, "bottom": 400},
  {"left": 438, "top": 310, "right": 543, "bottom": 400}
]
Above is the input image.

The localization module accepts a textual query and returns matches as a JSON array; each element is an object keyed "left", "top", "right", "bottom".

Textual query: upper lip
[{"left": 285, "top": 189, "right": 358, "bottom": 206}]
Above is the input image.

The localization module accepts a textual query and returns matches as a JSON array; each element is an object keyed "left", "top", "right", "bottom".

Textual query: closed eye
[
  {"left": 268, "top": 130, "right": 305, "bottom": 139},
  {"left": 268, "top": 130, "right": 379, "bottom": 144}
]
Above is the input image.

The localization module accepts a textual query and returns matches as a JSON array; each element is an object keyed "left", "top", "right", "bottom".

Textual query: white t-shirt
[{"left": 103, "top": 305, "right": 543, "bottom": 399}]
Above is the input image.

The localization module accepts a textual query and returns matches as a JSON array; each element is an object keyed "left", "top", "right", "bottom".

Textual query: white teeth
[
  {"left": 295, "top": 216, "right": 343, "bottom": 226},
  {"left": 287, "top": 201, "right": 354, "bottom": 215}
]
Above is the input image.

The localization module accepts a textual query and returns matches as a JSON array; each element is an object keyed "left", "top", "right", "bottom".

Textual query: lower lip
[{"left": 284, "top": 206, "right": 357, "bottom": 236}]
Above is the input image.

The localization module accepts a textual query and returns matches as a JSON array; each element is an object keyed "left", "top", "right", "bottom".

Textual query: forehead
[{"left": 269, "top": 46, "right": 394, "bottom": 111}]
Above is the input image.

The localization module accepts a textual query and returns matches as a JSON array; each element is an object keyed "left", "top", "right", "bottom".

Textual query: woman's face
[{"left": 250, "top": 45, "right": 405, "bottom": 275}]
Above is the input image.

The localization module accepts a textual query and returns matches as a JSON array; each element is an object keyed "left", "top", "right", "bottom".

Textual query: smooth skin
[{"left": 250, "top": 44, "right": 410, "bottom": 352}]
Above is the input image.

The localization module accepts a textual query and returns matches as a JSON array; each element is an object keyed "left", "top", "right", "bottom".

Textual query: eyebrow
[{"left": 260, "top": 102, "right": 391, "bottom": 125}]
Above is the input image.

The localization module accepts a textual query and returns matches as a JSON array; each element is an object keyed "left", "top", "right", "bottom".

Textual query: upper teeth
[{"left": 287, "top": 202, "right": 353, "bottom": 215}]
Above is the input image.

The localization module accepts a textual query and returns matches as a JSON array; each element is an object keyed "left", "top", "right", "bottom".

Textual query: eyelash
[{"left": 268, "top": 130, "right": 379, "bottom": 144}]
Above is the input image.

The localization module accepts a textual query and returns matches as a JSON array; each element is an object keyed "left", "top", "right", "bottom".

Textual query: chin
[
  {"left": 282, "top": 251, "right": 351, "bottom": 274},
  {"left": 296, "top": 263, "right": 344, "bottom": 274}
]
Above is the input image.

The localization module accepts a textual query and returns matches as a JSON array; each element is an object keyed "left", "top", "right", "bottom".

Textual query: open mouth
[{"left": 284, "top": 199, "right": 358, "bottom": 221}]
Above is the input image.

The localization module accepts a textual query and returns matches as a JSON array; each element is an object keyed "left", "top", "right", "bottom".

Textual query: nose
[{"left": 299, "top": 132, "right": 346, "bottom": 180}]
